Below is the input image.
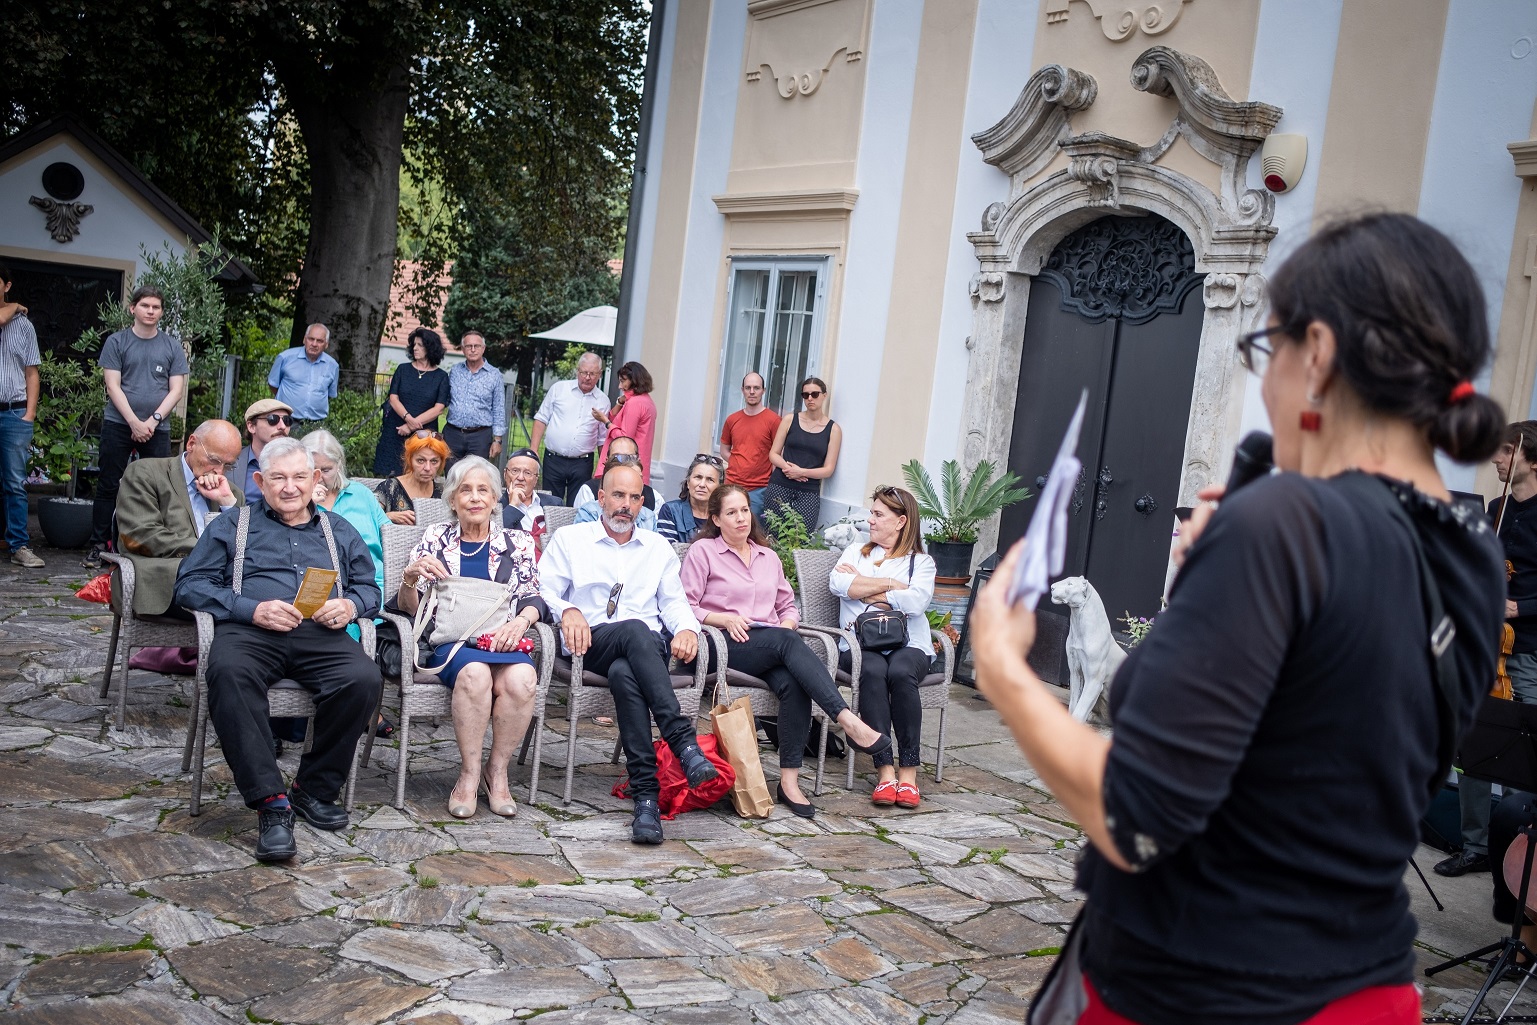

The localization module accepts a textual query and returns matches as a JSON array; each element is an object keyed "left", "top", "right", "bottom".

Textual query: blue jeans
[
  {"left": 748, "top": 487, "right": 767, "bottom": 519},
  {"left": 0, "top": 410, "right": 33, "bottom": 550}
]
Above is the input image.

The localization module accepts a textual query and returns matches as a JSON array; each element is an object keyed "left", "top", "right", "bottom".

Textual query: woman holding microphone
[{"left": 970, "top": 213, "right": 1506, "bottom": 1025}]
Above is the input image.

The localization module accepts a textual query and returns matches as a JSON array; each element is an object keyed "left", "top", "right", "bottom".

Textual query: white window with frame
[{"left": 715, "top": 256, "right": 830, "bottom": 438}]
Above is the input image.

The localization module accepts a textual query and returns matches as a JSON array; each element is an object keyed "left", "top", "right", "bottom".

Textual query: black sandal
[{"left": 375, "top": 715, "right": 396, "bottom": 739}]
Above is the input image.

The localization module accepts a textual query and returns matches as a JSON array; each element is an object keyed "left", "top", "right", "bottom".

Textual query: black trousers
[
  {"left": 1492, "top": 789, "right": 1537, "bottom": 924},
  {"left": 91, "top": 421, "right": 171, "bottom": 547},
  {"left": 581, "top": 619, "right": 697, "bottom": 800},
  {"left": 206, "top": 620, "right": 381, "bottom": 807},
  {"left": 688, "top": 627, "right": 848, "bottom": 769},
  {"left": 443, "top": 424, "right": 493, "bottom": 466},
  {"left": 840, "top": 645, "right": 929, "bottom": 768},
  {"left": 544, "top": 451, "right": 595, "bottom": 507}
]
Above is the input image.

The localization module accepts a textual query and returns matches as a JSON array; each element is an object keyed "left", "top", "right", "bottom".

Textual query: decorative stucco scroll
[
  {"left": 29, "top": 196, "right": 93, "bottom": 243},
  {"left": 970, "top": 64, "right": 1097, "bottom": 181},
  {"left": 1045, "top": 0, "right": 1192, "bottom": 42},
  {"left": 747, "top": 45, "right": 862, "bottom": 99}
]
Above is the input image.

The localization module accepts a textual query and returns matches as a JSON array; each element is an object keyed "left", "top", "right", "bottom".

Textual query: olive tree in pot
[{"left": 900, "top": 458, "right": 1031, "bottom": 583}]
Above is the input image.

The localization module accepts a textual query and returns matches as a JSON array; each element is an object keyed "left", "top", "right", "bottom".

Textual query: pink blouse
[
  {"left": 601, "top": 392, "right": 657, "bottom": 483},
  {"left": 679, "top": 536, "right": 797, "bottom": 626}
]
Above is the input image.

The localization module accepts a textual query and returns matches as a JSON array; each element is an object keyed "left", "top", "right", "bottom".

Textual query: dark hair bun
[{"left": 1430, "top": 393, "right": 1506, "bottom": 464}]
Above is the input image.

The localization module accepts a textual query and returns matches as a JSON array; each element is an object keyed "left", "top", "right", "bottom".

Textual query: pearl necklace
[{"left": 459, "top": 536, "right": 490, "bottom": 556}]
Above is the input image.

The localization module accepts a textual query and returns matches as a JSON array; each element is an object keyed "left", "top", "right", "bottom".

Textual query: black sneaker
[
  {"left": 80, "top": 545, "right": 102, "bottom": 570},
  {"left": 255, "top": 807, "right": 298, "bottom": 862},
  {"left": 290, "top": 785, "right": 349, "bottom": 831},
  {"left": 1433, "top": 849, "right": 1491, "bottom": 877},
  {"left": 676, "top": 743, "right": 719, "bottom": 789},
  {"left": 631, "top": 797, "right": 664, "bottom": 845}
]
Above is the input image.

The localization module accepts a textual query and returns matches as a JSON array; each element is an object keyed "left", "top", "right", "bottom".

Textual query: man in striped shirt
[
  {"left": 0, "top": 265, "right": 42, "bottom": 568},
  {"left": 443, "top": 331, "right": 505, "bottom": 467}
]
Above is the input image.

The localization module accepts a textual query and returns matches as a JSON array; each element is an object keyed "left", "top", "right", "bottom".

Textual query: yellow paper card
[{"left": 293, "top": 567, "right": 339, "bottom": 618}]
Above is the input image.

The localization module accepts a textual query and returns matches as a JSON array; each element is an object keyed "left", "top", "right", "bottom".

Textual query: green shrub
[{"left": 762, "top": 505, "right": 825, "bottom": 590}]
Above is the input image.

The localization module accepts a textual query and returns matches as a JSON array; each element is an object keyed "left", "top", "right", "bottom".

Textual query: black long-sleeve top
[
  {"left": 1080, "top": 472, "right": 1503, "bottom": 1025},
  {"left": 1488, "top": 492, "right": 1537, "bottom": 653},
  {"left": 174, "top": 501, "right": 382, "bottom": 624}
]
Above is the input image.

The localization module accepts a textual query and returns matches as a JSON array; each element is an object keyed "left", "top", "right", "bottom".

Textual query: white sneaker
[{"left": 10, "top": 546, "right": 44, "bottom": 568}]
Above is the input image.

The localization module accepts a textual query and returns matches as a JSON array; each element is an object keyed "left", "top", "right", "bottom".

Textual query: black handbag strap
[{"left": 862, "top": 554, "right": 915, "bottom": 613}]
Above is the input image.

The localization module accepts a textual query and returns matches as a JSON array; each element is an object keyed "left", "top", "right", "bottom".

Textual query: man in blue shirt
[
  {"left": 444, "top": 331, "right": 505, "bottom": 466},
  {"left": 268, "top": 323, "right": 338, "bottom": 432},
  {"left": 174, "top": 437, "right": 381, "bottom": 861}
]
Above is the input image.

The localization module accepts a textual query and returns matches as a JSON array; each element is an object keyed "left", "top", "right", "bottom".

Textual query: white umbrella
[{"left": 528, "top": 305, "right": 617, "bottom": 347}]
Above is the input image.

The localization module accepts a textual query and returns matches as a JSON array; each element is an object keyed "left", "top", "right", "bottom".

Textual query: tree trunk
[{"left": 286, "top": 61, "right": 409, "bottom": 379}]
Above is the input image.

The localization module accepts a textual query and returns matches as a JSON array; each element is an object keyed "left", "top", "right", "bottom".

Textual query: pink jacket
[{"left": 601, "top": 392, "right": 657, "bottom": 483}]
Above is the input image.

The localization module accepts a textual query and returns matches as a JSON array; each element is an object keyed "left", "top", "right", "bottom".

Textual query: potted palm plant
[{"left": 901, "top": 458, "right": 1031, "bottom": 584}]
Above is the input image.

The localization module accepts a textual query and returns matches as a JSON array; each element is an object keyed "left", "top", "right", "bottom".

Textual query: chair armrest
[
  {"left": 697, "top": 624, "right": 732, "bottom": 707},
  {"left": 931, "top": 628, "right": 955, "bottom": 684},
  {"left": 357, "top": 618, "right": 376, "bottom": 661},
  {"left": 531, "top": 622, "right": 557, "bottom": 704},
  {"left": 191, "top": 611, "right": 217, "bottom": 691},
  {"left": 100, "top": 552, "right": 133, "bottom": 616},
  {"left": 381, "top": 610, "right": 416, "bottom": 682}
]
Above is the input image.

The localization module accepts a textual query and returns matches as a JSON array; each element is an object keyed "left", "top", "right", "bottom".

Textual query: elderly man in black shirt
[{"left": 174, "top": 436, "right": 382, "bottom": 862}]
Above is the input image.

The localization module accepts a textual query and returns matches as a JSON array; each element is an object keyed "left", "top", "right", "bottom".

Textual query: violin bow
[{"left": 1497, "top": 435, "right": 1521, "bottom": 536}]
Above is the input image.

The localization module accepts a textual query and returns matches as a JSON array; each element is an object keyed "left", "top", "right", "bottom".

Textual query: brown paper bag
[{"left": 711, "top": 696, "right": 774, "bottom": 818}]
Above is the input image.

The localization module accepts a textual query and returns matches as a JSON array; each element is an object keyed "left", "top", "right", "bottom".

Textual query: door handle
[
  {"left": 1134, "top": 494, "right": 1157, "bottom": 516},
  {"left": 1094, "top": 467, "right": 1113, "bottom": 520}
]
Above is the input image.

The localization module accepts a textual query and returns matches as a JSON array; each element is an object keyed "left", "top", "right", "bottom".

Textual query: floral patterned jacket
[{"left": 408, "top": 522, "right": 546, "bottom": 623}]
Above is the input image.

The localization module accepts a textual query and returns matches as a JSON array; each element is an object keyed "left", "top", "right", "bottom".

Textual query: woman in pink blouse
[
  {"left": 680, "top": 485, "right": 890, "bottom": 817},
  {"left": 594, "top": 361, "right": 657, "bottom": 483}
]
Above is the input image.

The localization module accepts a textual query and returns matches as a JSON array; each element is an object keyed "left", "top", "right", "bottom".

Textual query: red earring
[{"left": 1299, "top": 411, "right": 1322, "bottom": 432}]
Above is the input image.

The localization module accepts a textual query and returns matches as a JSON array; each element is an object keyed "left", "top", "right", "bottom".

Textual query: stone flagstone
[
  {"left": 447, "top": 967, "right": 612, "bottom": 1009},
  {"left": 704, "top": 953, "right": 836, "bottom": 997},
  {"left": 932, "top": 863, "right": 1044, "bottom": 904},
  {"left": 883, "top": 882, "right": 991, "bottom": 924},
  {"left": 886, "top": 832, "right": 975, "bottom": 866},
  {"left": 357, "top": 805, "right": 417, "bottom": 829},
  {"left": 943, "top": 907, "right": 1064, "bottom": 955},
  {"left": 149, "top": 868, "right": 334, "bottom": 926},
  {"left": 557, "top": 839, "right": 706, "bottom": 879},
  {"left": 849, "top": 911, "right": 980, "bottom": 963},
  {"left": 92, "top": 832, "right": 250, "bottom": 882},
  {"left": 793, "top": 833, "right": 916, "bottom": 871},
  {"left": 0, "top": 751, "right": 142, "bottom": 803},
  {"left": 124, "top": 901, "right": 244, "bottom": 948},
  {"left": 165, "top": 933, "right": 333, "bottom": 1003},
  {"left": 414, "top": 850, "right": 577, "bottom": 886},
  {"left": 567, "top": 918, "right": 730, "bottom": 958},
  {"left": 16, "top": 949, "right": 156, "bottom": 998},
  {"left": 468, "top": 921, "right": 595, "bottom": 966},
  {"left": 1001, "top": 851, "right": 1077, "bottom": 883},
  {"left": 350, "top": 827, "right": 458, "bottom": 862},
  {"left": 4, "top": 991, "right": 238, "bottom": 1025},
  {"left": 658, "top": 868, "right": 839, "bottom": 916},
  {"left": 749, "top": 985, "right": 920, "bottom": 1025},
  {"left": 0, "top": 883, "right": 142, "bottom": 954},
  {"left": 0, "top": 807, "right": 119, "bottom": 854},
  {"left": 251, "top": 967, "right": 434, "bottom": 1024},
  {"left": 887, "top": 964, "right": 963, "bottom": 1006},
  {"left": 888, "top": 812, "right": 1019, "bottom": 839},
  {"left": 809, "top": 936, "right": 897, "bottom": 981},
  {"left": 0, "top": 840, "right": 114, "bottom": 891},
  {"left": 608, "top": 958, "right": 735, "bottom": 1008},
  {"left": 349, "top": 885, "right": 477, "bottom": 926},
  {"left": 686, "top": 838, "right": 806, "bottom": 873},
  {"left": 340, "top": 926, "right": 496, "bottom": 982},
  {"left": 705, "top": 902, "right": 832, "bottom": 953}
]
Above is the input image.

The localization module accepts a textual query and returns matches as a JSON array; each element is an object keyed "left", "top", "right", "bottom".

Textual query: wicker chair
[
  {"left": 98, "top": 552, "right": 200, "bottom": 739},
  {"left": 186, "top": 612, "right": 377, "bottom": 815},
  {"left": 352, "top": 477, "right": 383, "bottom": 493},
  {"left": 414, "top": 496, "right": 452, "bottom": 527},
  {"left": 792, "top": 548, "right": 953, "bottom": 782},
  {"left": 543, "top": 505, "right": 578, "bottom": 533},
  {"left": 375, "top": 522, "right": 558, "bottom": 809}
]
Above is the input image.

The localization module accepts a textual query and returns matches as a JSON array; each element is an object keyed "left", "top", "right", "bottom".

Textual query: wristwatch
[{"left": 150, "top": 412, "right": 163, "bottom": 423}]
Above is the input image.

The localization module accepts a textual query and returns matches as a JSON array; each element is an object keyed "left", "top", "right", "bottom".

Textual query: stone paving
[{"left": 0, "top": 533, "right": 1532, "bottom": 1023}]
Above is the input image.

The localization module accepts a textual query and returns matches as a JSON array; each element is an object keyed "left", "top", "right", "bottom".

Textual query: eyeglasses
[
  {"left": 873, "top": 485, "right": 900, "bottom": 498},
  {"left": 801, "top": 390, "right": 823, "bottom": 400},
  {"left": 692, "top": 454, "right": 725, "bottom": 469},
  {"left": 257, "top": 413, "right": 294, "bottom": 427},
  {"left": 505, "top": 467, "right": 539, "bottom": 480},
  {"left": 412, "top": 429, "right": 444, "bottom": 440},
  {"left": 606, "top": 582, "right": 624, "bottom": 618},
  {"left": 1236, "top": 326, "right": 1286, "bottom": 376},
  {"left": 609, "top": 453, "right": 640, "bottom": 465}
]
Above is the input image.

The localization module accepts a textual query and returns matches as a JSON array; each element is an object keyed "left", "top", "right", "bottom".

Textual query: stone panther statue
[{"left": 1050, "top": 576, "right": 1126, "bottom": 722}]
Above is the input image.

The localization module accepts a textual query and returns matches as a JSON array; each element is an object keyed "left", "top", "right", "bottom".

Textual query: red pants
[{"left": 1080, "top": 978, "right": 1420, "bottom": 1024}]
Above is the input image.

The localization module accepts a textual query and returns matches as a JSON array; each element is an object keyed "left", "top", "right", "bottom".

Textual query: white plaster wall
[
  {"left": 1416, "top": 0, "right": 1537, "bottom": 496},
  {"left": 1238, "top": 0, "right": 1345, "bottom": 441},
  {"left": 824, "top": 0, "right": 924, "bottom": 519},
  {"left": 0, "top": 138, "right": 186, "bottom": 275},
  {"left": 654, "top": 2, "right": 747, "bottom": 492},
  {"left": 922, "top": 0, "right": 1036, "bottom": 472}
]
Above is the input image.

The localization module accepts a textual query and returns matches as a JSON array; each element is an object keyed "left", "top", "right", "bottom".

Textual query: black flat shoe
[
  {"left": 290, "top": 785, "right": 349, "bottom": 831},
  {"left": 1433, "top": 849, "right": 1490, "bottom": 877},
  {"left": 849, "top": 732, "right": 893, "bottom": 762},
  {"left": 776, "top": 782, "right": 816, "bottom": 819},
  {"left": 632, "top": 797, "right": 664, "bottom": 845},
  {"left": 677, "top": 744, "right": 719, "bottom": 789},
  {"left": 375, "top": 715, "right": 396, "bottom": 739},
  {"left": 255, "top": 807, "right": 297, "bottom": 862}
]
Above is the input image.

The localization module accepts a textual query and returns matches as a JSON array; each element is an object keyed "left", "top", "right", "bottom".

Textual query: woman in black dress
[
  {"left": 373, "top": 327, "right": 451, "bottom": 476},
  {"left": 969, "top": 213, "right": 1506, "bottom": 1025},
  {"left": 763, "top": 376, "right": 841, "bottom": 532}
]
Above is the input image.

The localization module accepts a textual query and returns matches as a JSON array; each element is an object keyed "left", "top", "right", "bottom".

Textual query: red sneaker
[
  {"left": 894, "top": 782, "right": 921, "bottom": 808},
  {"left": 871, "top": 779, "right": 898, "bottom": 806}
]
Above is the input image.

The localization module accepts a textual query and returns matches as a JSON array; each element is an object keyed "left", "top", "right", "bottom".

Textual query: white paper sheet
[{"left": 1007, "top": 390, "right": 1088, "bottom": 609}]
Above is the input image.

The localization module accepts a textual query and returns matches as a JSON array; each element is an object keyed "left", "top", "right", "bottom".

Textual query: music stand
[{"left": 1424, "top": 697, "right": 1537, "bottom": 1023}]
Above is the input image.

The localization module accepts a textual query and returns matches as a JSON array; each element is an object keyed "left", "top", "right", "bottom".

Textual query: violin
[{"left": 1495, "top": 557, "right": 1515, "bottom": 700}]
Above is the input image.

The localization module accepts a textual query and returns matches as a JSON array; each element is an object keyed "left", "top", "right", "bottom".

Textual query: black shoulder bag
[{"left": 854, "top": 556, "right": 915, "bottom": 654}]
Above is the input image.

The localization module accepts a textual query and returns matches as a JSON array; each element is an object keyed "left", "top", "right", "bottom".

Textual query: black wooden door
[
  {"left": 4, "top": 257, "right": 123, "bottom": 356},
  {"left": 1000, "top": 215, "right": 1203, "bottom": 645}
]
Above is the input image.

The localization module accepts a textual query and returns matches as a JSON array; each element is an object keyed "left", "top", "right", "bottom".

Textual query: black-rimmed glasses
[
  {"left": 606, "top": 582, "right": 624, "bottom": 618},
  {"left": 1236, "top": 326, "right": 1286, "bottom": 376}
]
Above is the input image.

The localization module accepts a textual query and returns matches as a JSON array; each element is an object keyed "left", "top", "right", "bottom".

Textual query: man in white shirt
[
  {"left": 531, "top": 351, "right": 611, "bottom": 505},
  {"left": 539, "top": 463, "right": 717, "bottom": 844}
]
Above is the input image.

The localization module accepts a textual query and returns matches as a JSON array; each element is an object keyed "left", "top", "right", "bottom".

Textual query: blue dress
[{"left": 429, "top": 542, "right": 535, "bottom": 688}]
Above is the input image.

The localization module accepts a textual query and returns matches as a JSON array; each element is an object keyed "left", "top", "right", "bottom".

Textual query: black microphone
[{"left": 1224, "top": 431, "right": 1274, "bottom": 496}]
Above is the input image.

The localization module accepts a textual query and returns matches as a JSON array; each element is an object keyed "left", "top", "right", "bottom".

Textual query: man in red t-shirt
[{"left": 718, "top": 372, "right": 779, "bottom": 518}]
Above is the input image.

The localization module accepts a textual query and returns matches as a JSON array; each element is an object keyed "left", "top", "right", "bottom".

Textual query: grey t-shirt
[{"left": 98, "top": 328, "right": 189, "bottom": 429}]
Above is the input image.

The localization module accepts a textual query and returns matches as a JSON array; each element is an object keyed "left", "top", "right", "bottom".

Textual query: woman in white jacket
[{"left": 830, "top": 486, "right": 936, "bottom": 808}]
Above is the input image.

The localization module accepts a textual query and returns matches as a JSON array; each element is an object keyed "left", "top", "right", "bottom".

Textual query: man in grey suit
[{"left": 113, "top": 420, "right": 244, "bottom": 617}]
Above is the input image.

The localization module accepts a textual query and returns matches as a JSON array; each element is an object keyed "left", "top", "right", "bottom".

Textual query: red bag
[
  {"left": 75, "top": 572, "right": 112, "bottom": 604},
  {"left": 611, "top": 734, "right": 734, "bottom": 819}
]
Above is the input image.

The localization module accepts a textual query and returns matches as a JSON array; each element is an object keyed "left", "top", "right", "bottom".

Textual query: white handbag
[{"left": 410, "top": 547, "right": 520, "bottom": 673}]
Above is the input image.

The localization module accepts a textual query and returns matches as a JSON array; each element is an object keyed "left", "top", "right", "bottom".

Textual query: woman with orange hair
[{"left": 374, "top": 430, "right": 448, "bottom": 526}]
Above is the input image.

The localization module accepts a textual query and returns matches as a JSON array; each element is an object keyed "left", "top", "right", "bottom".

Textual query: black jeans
[
  {"left": 840, "top": 645, "right": 929, "bottom": 768},
  {"left": 91, "top": 421, "right": 171, "bottom": 547},
  {"left": 689, "top": 627, "right": 848, "bottom": 769},
  {"left": 443, "top": 424, "right": 493, "bottom": 466},
  {"left": 1492, "top": 789, "right": 1537, "bottom": 924},
  {"left": 544, "top": 451, "right": 595, "bottom": 507},
  {"left": 581, "top": 619, "right": 697, "bottom": 800},
  {"left": 206, "top": 620, "right": 381, "bottom": 807}
]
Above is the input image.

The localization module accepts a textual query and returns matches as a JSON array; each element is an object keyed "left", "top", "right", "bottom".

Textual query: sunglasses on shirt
[{"left": 606, "top": 582, "right": 624, "bottom": 618}]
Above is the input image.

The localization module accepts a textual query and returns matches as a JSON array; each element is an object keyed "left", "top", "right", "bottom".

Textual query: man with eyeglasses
[
  {"left": 232, "top": 399, "right": 295, "bottom": 505},
  {"left": 540, "top": 462, "right": 717, "bottom": 845},
  {"left": 267, "top": 323, "right": 338, "bottom": 433},
  {"left": 719, "top": 371, "right": 778, "bottom": 518},
  {"left": 501, "top": 447, "right": 554, "bottom": 534},
  {"left": 113, "top": 420, "right": 244, "bottom": 618},
  {"left": 444, "top": 331, "right": 505, "bottom": 466},
  {"left": 531, "top": 351, "right": 611, "bottom": 505}
]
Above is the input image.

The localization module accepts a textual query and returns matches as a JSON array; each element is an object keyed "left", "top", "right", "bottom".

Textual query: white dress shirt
[
  {"left": 535, "top": 379, "right": 611, "bottom": 457},
  {"left": 540, "top": 521, "right": 700, "bottom": 647},
  {"left": 828, "top": 543, "right": 937, "bottom": 652}
]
